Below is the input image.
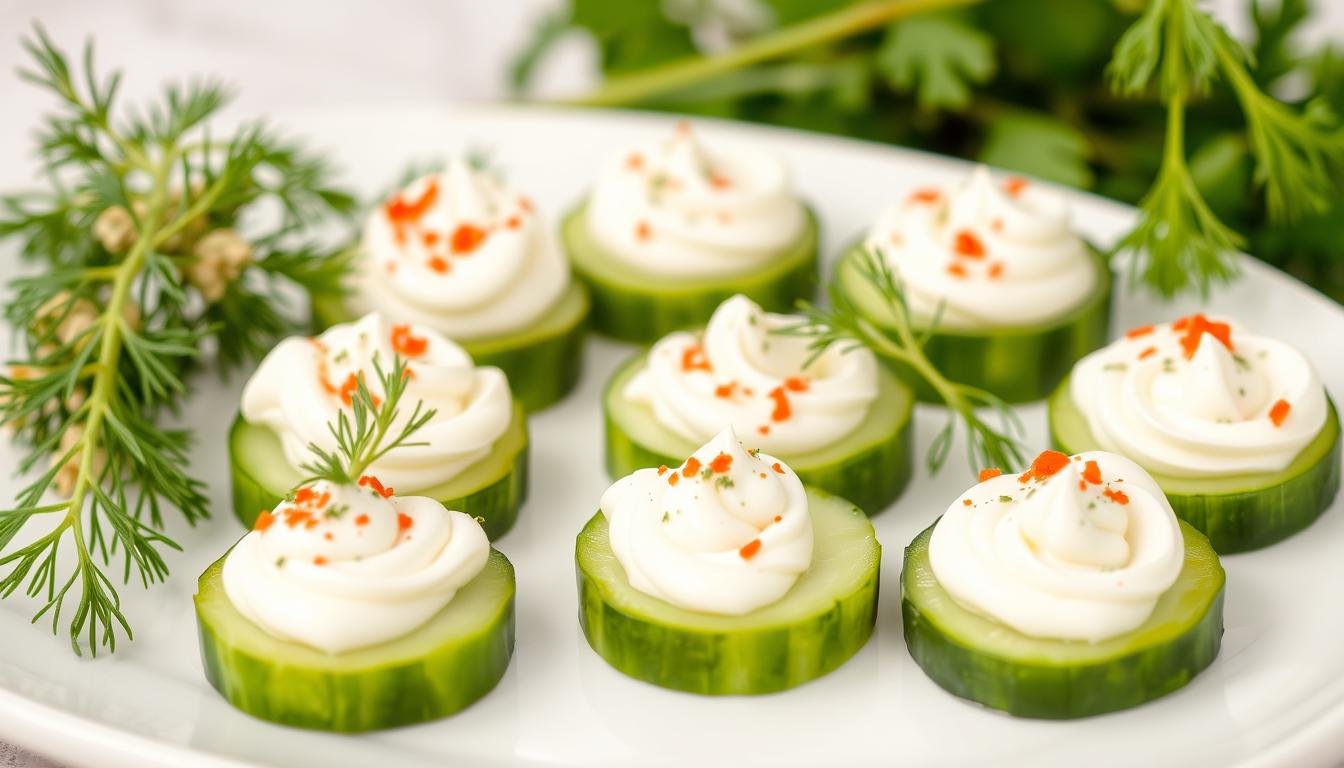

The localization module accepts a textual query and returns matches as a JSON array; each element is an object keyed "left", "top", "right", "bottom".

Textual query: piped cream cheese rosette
[
  {"left": 901, "top": 448, "right": 1225, "bottom": 719},
  {"left": 228, "top": 311, "right": 529, "bottom": 539},
  {"left": 576, "top": 426, "right": 881, "bottom": 694},
  {"left": 1052, "top": 314, "right": 1340, "bottom": 553},
  {"left": 835, "top": 166, "right": 1112, "bottom": 403},
  {"left": 563, "top": 121, "right": 819, "bottom": 343},
  {"left": 323, "top": 154, "right": 589, "bottom": 411},
  {"left": 604, "top": 294, "right": 914, "bottom": 513}
]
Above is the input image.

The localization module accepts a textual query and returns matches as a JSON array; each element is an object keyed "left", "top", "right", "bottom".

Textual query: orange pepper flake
[
  {"left": 635, "top": 220, "right": 652, "bottom": 241},
  {"left": 626, "top": 153, "right": 644, "bottom": 171},
  {"left": 909, "top": 188, "right": 941, "bottom": 204},
  {"left": 384, "top": 179, "right": 439, "bottom": 224},
  {"left": 428, "top": 256, "right": 450, "bottom": 274},
  {"left": 739, "top": 539, "right": 762, "bottom": 560},
  {"left": 1126, "top": 324, "right": 1155, "bottom": 339},
  {"left": 391, "top": 324, "right": 429, "bottom": 357},
  {"left": 758, "top": 425, "right": 770, "bottom": 436},
  {"left": 987, "top": 261, "right": 1005, "bottom": 280},
  {"left": 714, "top": 381, "right": 737, "bottom": 399},
  {"left": 768, "top": 386, "right": 792, "bottom": 422},
  {"left": 682, "top": 457, "right": 702, "bottom": 477},
  {"left": 398, "top": 513, "right": 414, "bottom": 531},
  {"left": 1269, "top": 398, "right": 1291, "bottom": 427},
  {"left": 422, "top": 231, "right": 440, "bottom": 247},
  {"left": 708, "top": 172, "right": 732, "bottom": 190},
  {"left": 254, "top": 510, "right": 276, "bottom": 532},
  {"left": 681, "top": 345, "right": 712, "bottom": 372},
  {"left": 283, "top": 509, "right": 311, "bottom": 528},
  {"left": 1081, "top": 460, "right": 1102, "bottom": 485},
  {"left": 505, "top": 215, "right": 522, "bottom": 230},
  {"left": 783, "top": 376, "right": 809, "bottom": 392},
  {"left": 1175, "top": 314, "right": 1234, "bottom": 359},
  {"left": 962, "top": 498, "right": 973, "bottom": 506},
  {"left": 358, "top": 474, "right": 395, "bottom": 499},
  {"left": 774, "top": 515, "right": 783, "bottom": 523},
  {"left": 294, "top": 486, "right": 316, "bottom": 506},
  {"left": 1103, "top": 488, "right": 1130, "bottom": 505},
  {"left": 450, "top": 223, "right": 488, "bottom": 255},
  {"left": 324, "top": 532, "right": 334, "bottom": 541},
  {"left": 667, "top": 472, "right": 680, "bottom": 486},
  {"left": 954, "top": 230, "right": 986, "bottom": 259},
  {"left": 313, "top": 555, "right": 328, "bottom": 566},
  {"left": 946, "top": 262, "right": 968, "bottom": 278},
  {"left": 1003, "top": 176, "right": 1029, "bottom": 197},
  {"left": 709, "top": 452, "right": 733, "bottom": 474},
  {"left": 771, "top": 462, "right": 785, "bottom": 474},
  {"left": 1018, "top": 449, "right": 1071, "bottom": 483},
  {"left": 657, "top": 465, "right": 668, "bottom": 476},
  {"left": 337, "top": 372, "right": 370, "bottom": 406},
  {"left": 979, "top": 468, "right": 1002, "bottom": 482},
  {"left": 355, "top": 514, "right": 370, "bottom": 526},
  {"left": 1138, "top": 346, "right": 1158, "bottom": 360}
]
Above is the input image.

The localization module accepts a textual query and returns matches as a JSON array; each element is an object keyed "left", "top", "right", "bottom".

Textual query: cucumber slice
[
  {"left": 229, "top": 404, "right": 528, "bottom": 540},
  {"left": 195, "top": 548, "right": 515, "bottom": 731},
  {"left": 902, "top": 519, "right": 1224, "bottom": 719},
  {"left": 576, "top": 488, "right": 880, "bottom": 695},
  {"left": 1049, "top": 378, "right": 1342, "bottom": 553},
  {"left": 313, "top": 280, "right": 590, "bottom": 413},
  {"left": 833, "top": 244, "right": 1112, "bottom": 403},
  {"left": 603, "top": 353, "right": 914, "bottom": 514},
  {"left": 562, "top": 204, "right": 819, "bottom": 343}
]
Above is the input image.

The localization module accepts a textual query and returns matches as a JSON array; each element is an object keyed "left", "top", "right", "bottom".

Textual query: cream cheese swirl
[
  {"left": 223, "top": 480, "right": 489, "bottom": 654},
  {"left": 1070, "top": 315, "right": 1328, "bottom": 477},
  {"left": 585, "top": 121, "right": 806, "bottom": 277},
  {"left": 864, "top": 166, "right": 1095, "bottom": 329},
  {"left": 352, "top": 155, "right": 570, "bottom": 339},
  {"left": 241, "top": 312, "right": 512, "bottom": 489},
  {"left": 929, "top": 450, "right": 1184, "bottom": 642},
  {"left": 624, "top": 294, "right": 879, "bottom": 454},
  {"left": 601, "top": 427, "right": 813, "bottom": 615}
]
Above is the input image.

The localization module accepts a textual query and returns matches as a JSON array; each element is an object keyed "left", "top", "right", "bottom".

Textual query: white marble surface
[{"left": 0, "top": 2, "right": 1340, "bottom": 767}]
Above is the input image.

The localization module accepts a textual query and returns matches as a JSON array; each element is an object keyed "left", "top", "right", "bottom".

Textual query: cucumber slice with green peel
[
  {"left": 833, "top": 244, "right": 1112, "bottom": 403},
  {"left": 603, "top": 352, "right": 914, "bottom": 514},
  {"left": 229, "top": 403, "right": 529, "bottom": 540},
  {"left": 195, "top": 548, "right": 516, "bottom": 731},
  {"left": 562, "top": 204, "right": 819, "bottom": 343},
  {"left": 902, "top": 520, "right": 1224, "bottom": 719},
  {"left": 1048, "top": 378, "right": 1342, "bottom": 553},
  {"left": 576, "top": 488, "right": 880, "bottom": 695},
  {"left": 312, "top": 280, "right": 590, "bottom": 412}
]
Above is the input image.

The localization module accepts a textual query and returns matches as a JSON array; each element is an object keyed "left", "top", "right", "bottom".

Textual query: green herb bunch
[
  {"left": 0, "top": 28, "right": 354, "bottom": 655},
  {"left": 514, "top": 0, "right": 1344, "bottom": 300}
]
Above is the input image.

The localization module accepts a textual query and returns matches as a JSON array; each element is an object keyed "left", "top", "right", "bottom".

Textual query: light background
[{"left": 0, "top": 1, "right": 1341, "bottom": 766}]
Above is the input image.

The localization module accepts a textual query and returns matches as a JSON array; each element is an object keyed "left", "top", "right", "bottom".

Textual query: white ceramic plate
[{"left": 1, "top": 104, "right": 1342, "bottom": 768}]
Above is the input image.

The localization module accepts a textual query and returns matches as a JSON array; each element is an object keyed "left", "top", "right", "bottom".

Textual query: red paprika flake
[
  {"left": 771, "top": 462, "right": 785, "bottom": 475},
  {"left": 988, "top": 261, "right": 1005, "bottom": 280},
  {"left": 908, "top": 188, "right": 941, "bottom": 204},
  {"left": 681, "top": 345, "right": 712, "bottom": 372},
  {"left": 682, "top": 457, "right": 703, "bottom": 477},
  {"left": 1139, "top": 346, "right": 1158, "bottom": 360},
  {"left": 953, "top": 230, "right": 987, "bottom": 259},
  {"left": 1103, "top": 488, "right": 1130, "bottom": 505},
  {"left": 768, "top": 386, "right": 792, "bottom": 422},
  {"left": 358, "top": 474, "right": 395, "bottom": 499},
  {"left": 1269, "top": 399, "right": 1291, "bottom": 427},
  {"left": 1175, "top": 314, "right": 1234, "bottom": 359},
  {"left": 946, "top": 262, "right": 968, "bottom": 279},
  {"left": 355, "top": 514, "right": 370, "bottom": 527},
  {"left": 635, "top": 220, "right": 652, "bottom": 241},
  {"left": 1018, "top": 450, "right": 1071, "bottom": 483},
  {"left": 667, "top": 472, "right": 680, "bottom": 486},
  {"left": 757, "top": 425, "right": 770, "bottom": 436},
  {"left": 1081, "top": 460, "right": 1102, "bottom": 486},
  {"left": 626, "top": 153, "right": 644, "bottom": 171},
  {"left": 709, "top": 452, "right": 733, "bottom": 474},
  {"left": 708, "top": 172, "right": 732, "bottom": 190},
  {"left": 1125, "top": 324, "right": 1155, "bottom": 339},
  {"left": 978, "top": 468, "right": 1002, "bottom": 482},
  {"left": 450, "top": 223, "right": 488, "bottom": 254},
  {"left": 428, "top": 256, "right": 450, "bottom": 274},
  {"left": 783, "top": 376, "right": 809, "bottom": 392},
  {"left": 313, "top": 555, "right": 328, "bottom": 566},
  {"left": 398, "top": 513, "right": 414, "bottom": 531},
  {"left": 714, "top": 381, "right": 737, "bottom": 399},
  {"left": 254, "top": 510, "right": 276, "bottom": 532},
  {"left": 390, "top": 324, "right": 428, "bottom": 357},
  {"left": 1003, "top": 176, "right": 1029, "bottom": 197},
  {"left": 962, "top": 498, "right": 973, "bottom": 506},
  {"left": 384, "top": 179, "right": 439, "bottom": 223},
  {"left": 505, "top": 215, "right": 522, "bottom": 230},
  {"left": 739, "top": 539, "right": 762, "bottom": 560}
]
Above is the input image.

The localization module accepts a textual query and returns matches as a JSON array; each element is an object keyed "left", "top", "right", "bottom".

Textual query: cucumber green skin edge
[
  {"left": 901, "top": 521, "right": 1224, "bottom": 719},
  {"left": 195, "top": 551, "right": 516, "bottom": 732},
  {"left": 833, "top": 244, "right": 1113, "bottom": 404},
  {"left": 312, "top": 280, "right": 591, "bottom": 413},
  {"left": 1049, "top": 377, "right": 1343, "bottom": 554},
  {"left": 561, "top": 204, "right": 819, "bottom": 344},
  {"left": 602, "top": 353, "right": 914, "bottom": 515},
  {"left": 576, "top": 498, "right": 879, "bottom": 695},
  {"left": 229, "top": 409, "right": 529, "bottom": 541}
]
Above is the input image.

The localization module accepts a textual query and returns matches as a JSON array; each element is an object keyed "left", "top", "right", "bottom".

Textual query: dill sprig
[
  {"left": 779, "top": 248, "right": 1026, "bottom": 476},
  {"left": 299, "top": 357, "right": 436, "bottom": 487},
  {"left": 0, "top": 27, "right": 352, "bottom": 655},
  {"left": 1106, "top": 0, "right": 1344, "bottom": 298}
]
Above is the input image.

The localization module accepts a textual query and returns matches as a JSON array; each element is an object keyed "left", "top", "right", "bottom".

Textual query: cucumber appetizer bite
[
  {"left": 578, "top": 427, "right": 880, "bottom": 695},
  {"left": 231, "top": 311, "right": 528, "bottom": 540},
  {"left": 903, "top": 449, "right": 1224, "bottom": 719},
  {"left": 197, "top": 360, "right": 515, "bottom": 731},
  {"left": 835, "top": 167, "right": 1110, "bottom": 403},
  {"left": 563, "top": 121, "right": 817, "bottom": 342},
  {"left": 1052, "top": 314, "right": 1340, "bottom": 553},
  {"left": 315, "top": 154, "right": 588, "bottom": 411},
  {"left": 605, "top": 294, "right": 913, "bottom": 513}
]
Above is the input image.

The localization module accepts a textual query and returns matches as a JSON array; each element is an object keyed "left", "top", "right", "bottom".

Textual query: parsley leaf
[{"left": 876, "top": 11, "right": 995, "bottom": 110}]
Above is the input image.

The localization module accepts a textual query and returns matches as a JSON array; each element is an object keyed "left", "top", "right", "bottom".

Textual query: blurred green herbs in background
[{"left": 512, "top": 0, "right": 1344, "bottom": 303}]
